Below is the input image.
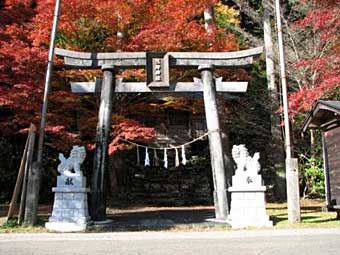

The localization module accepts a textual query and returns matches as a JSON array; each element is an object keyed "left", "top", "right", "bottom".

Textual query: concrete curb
[{"left": 1, "top": 228, "right": 340, "bottom": 242}]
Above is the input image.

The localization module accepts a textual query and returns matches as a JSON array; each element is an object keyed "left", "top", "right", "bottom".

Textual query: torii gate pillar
[
  {"left": 90, "top": 65, "right": 115, "bottom": 221},
  {"left": 199, "top": 64, "right": 229, "bottom": 220}
]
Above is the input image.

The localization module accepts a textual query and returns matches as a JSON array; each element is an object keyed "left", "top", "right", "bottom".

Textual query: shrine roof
[{"left": 301, "top": 100, "right": 340, "bottom": 132}]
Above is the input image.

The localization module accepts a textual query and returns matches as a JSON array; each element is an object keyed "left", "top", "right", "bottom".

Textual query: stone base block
[
  {"left": 228, "top": 186, "right": 273, "bottom": 229},
  {"left": 227, "top": 219, "right": 273, "bottom": 229},
  {"left": 232, "top": 174, "right": 263, "bottom": 187},
  {"left": 45, "top": 222, "right": 88, "bottom": 232},
  {"left": 46, "top": 181, "right": 90, "bottom": 232},
  {"left": 48, "top": 215, "right": 89, "bottom": 224},
  {"left": 57, "top": 176, "right": 86, "bottom": 188}
]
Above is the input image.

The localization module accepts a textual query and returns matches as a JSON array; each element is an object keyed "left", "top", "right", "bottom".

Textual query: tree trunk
[
  {"left": 263, "top": 5, "right": 285, "bottom": 174},
  {"left": 310, "top": 129, "right": 317, "bottom": 155},
  {"left": 204, "top": 7, "right": 214, "bottom": 34}
]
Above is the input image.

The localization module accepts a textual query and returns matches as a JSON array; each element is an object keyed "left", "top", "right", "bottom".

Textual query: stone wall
[
  {"left": 108, "top": 140, "right": 214, "bottom": 206},
  {"left": 128, "top": 165, "right": 213, "bottom": 206},
  {"left": 108, "top": 149, "right": 213, "bottom": 206}
]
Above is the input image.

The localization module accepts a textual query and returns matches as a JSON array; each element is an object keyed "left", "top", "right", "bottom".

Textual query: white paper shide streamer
[
  {"left": 175, "top": 147, "right": 180, "bottom": 167},
  {"left": 144, "top": 147, "right": 150, "bottom": 166},
  {"left": 181, "top": 145, "right": 187, "bottom": 165},
  {"left": 163, "top": 148, "right": 168, "bottom": 169}
]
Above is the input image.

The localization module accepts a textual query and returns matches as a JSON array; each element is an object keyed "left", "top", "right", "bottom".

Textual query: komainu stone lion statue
[
  {"left": 246, "top": 152, "right": 260, "bottom": 175},
  {"left": 232, "top": 144, "right": 260, "bottom": 175},
  {"left": 57, "top": 146, "right": 86, "bottom": 177},
  {"left": 232, "top": 144, "right": 248, "bottom": 173}
]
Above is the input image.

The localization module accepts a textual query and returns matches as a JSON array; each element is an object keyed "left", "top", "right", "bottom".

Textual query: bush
[{"left": 299, "top": 155, "right": 325, "bottom": 198}]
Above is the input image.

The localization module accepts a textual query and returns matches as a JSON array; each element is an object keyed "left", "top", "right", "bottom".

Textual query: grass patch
[
  {"left": 168, "top": 222, "right": 232, "bottom": 232},
  {"left": 267, "top": 199, "right": 340, "bottom": 228},
  {"left": 0, "top": 216, "right": 47, "bottom": 233}
]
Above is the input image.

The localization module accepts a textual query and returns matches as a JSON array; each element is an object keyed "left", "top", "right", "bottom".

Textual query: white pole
[
  {"left": 37, "top": 0, "right": 62, "bottom": 164},
  {"left": 274, "top": 0, "right": 301, "bottom": 223}
]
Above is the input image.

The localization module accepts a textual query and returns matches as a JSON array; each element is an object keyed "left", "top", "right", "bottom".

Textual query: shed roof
[{"left": 301, "top": 100, "right": 340, "bottom": 132}]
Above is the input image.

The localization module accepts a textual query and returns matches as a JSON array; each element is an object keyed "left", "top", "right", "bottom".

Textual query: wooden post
[
  {"left": 6, "top": 125, "right": 34, "bottom": 220},
  {"left": 199, "top": 64, "right": 229, "bottom": 220},
  {"left": 17, "top": 126, "right": 36, "bottom": 224},
  {"left": 90, "top": 64, "right": 115, "bottom": 221},
  {"left": 321, "top": 131, "right": 331, "bottom": 208},
  {"left": 23, "top": 161, "right": 41, "bottom": 225}
]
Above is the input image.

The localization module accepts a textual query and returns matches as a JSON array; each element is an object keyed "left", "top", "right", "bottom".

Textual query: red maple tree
[
  {"left": 287, "top": 0, "right": 340, "bottom": 117},
  {"left": 0, "top": 0, "right": 239, "bottom": 153}
]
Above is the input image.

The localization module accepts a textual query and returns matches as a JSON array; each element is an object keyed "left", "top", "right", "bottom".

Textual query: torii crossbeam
[{"left": 55, "top": 47, "right": 263, "bottom": 221}]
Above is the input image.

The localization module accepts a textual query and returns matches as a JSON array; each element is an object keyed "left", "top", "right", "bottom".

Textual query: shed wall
[{"left": 325, "top": 126, "right": 340, "bottom": 207}]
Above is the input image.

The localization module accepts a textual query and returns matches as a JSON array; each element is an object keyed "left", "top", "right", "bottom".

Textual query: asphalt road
[{"left": 1, "top": 228, "right": 340, "bottom": 255}]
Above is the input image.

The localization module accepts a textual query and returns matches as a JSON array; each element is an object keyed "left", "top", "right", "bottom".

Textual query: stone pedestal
[
  {"left": 228, "top": 172, "right": 273, "bottom": 229},
  {"left": 46, "top": 175, "right": 90, "bottom": 232}
]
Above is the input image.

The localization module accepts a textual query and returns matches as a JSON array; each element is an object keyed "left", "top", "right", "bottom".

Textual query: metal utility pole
[
  {"left": 37, "top": 0, "right": 62, "bottom": 164},
  {"left": 274, "top": 0, "right": 301, "bottom": 223}
]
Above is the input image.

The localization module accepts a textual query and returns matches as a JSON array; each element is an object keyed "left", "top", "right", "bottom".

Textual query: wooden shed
[{"left": 302, "top": 100, "right": 340, "bottom": 214}]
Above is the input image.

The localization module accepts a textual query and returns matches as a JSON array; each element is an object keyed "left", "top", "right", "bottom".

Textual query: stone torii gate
[{"left": 55, "top": 47, "right": 263, "bottom": 221}]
